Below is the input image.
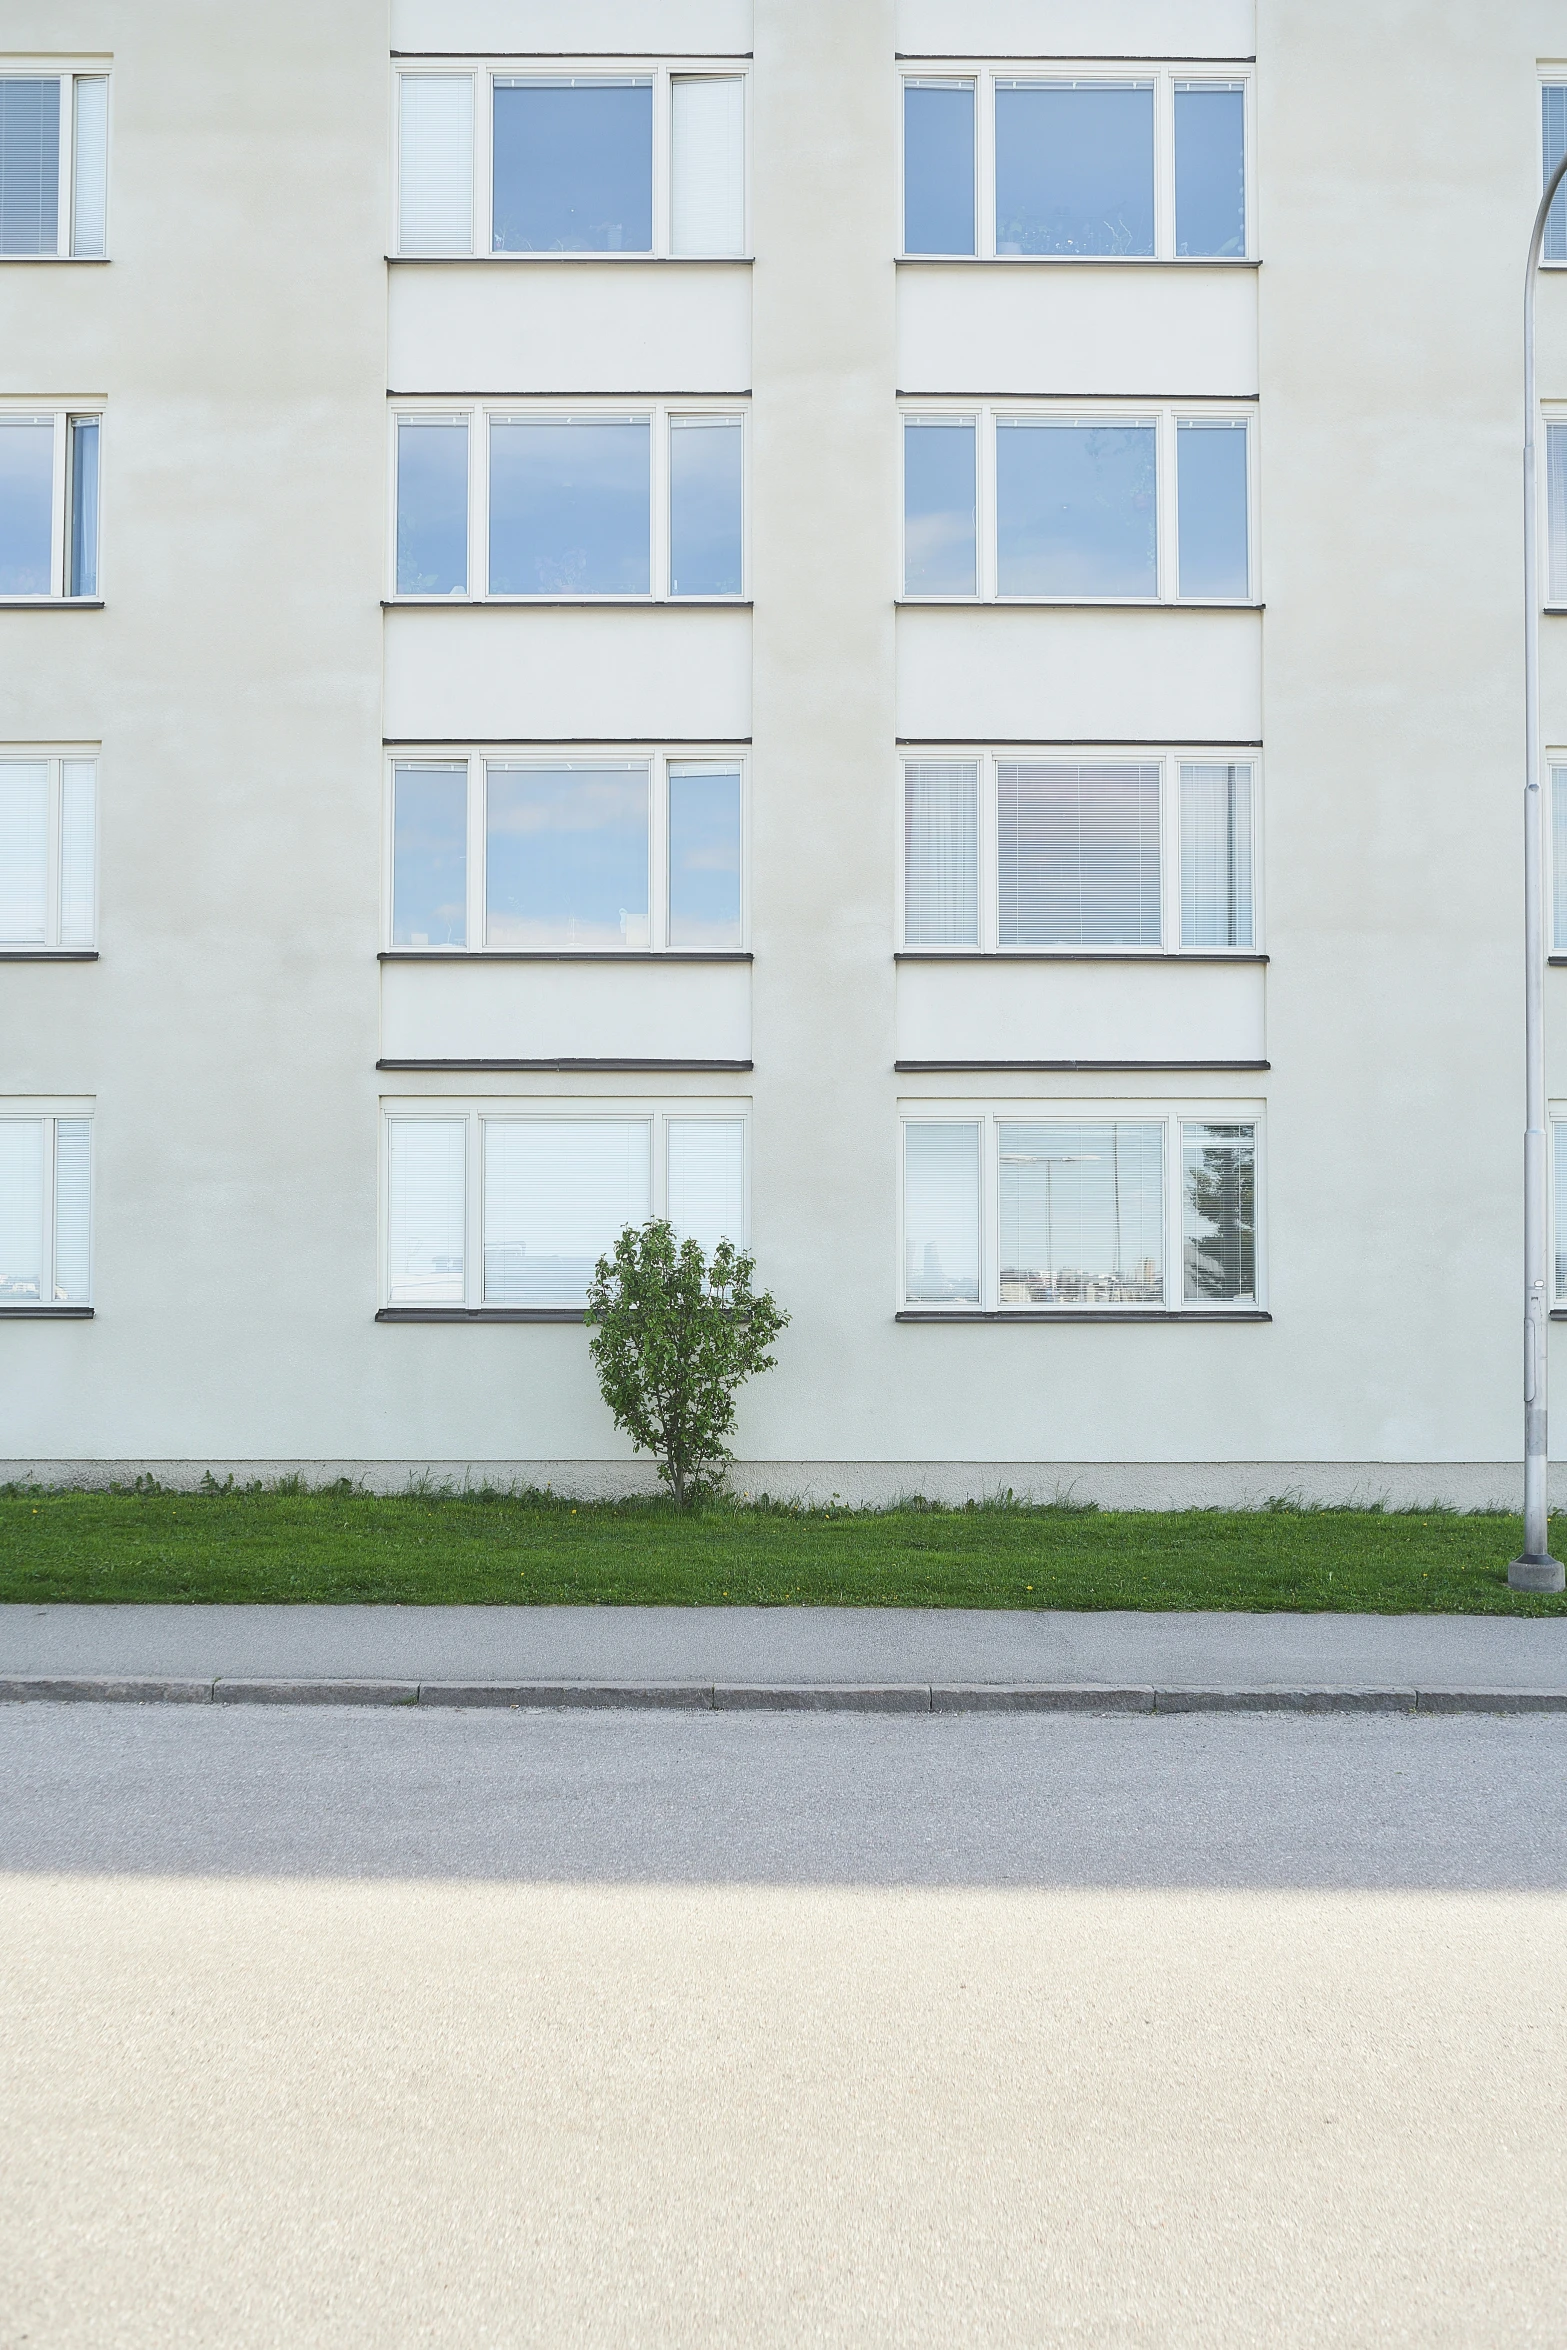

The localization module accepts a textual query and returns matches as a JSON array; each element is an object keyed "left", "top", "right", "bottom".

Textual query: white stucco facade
[{"left": 4, "top": 0, "right": 1566, "bottom": 1503}]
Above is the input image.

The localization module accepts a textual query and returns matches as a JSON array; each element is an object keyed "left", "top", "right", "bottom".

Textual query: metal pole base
[{"left": 1509, "top": 1553, "right": 1566, "bottom": 1592}]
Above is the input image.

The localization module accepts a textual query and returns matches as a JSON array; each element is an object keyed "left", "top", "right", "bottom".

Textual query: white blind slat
[
  {"left": 386, "top": 1120, "right": 466, "bottom": 1304},
  {"left": 904, "top": 1122, "right": 981, "bottom": 1304},
  {"left": 58, "top": 759, "right": 96, "bottom": 945},
  {"left": 998, "top": 762, "right": 1161, "bottom": 947},
  {"left": 999, "top": 1120, "right": 1165, "bottom": 1307},
  {"left": 71, "top": 77, "right": 107, "bottom": 256},
  {"left": 483, "top": 1120, "right": 650, "bottom": 1306},
  {"left": 667, "top": 1121, "right": 745, "bottom": 1256},
  {"left": 671, "top": 77, "right": 744, "bottom": 256},
  {"left": 0, "top": 1119, "right": 45, "bottom": 1301},
  {"left": 52, "top": 1118, "right": 91, "bottom": 1302},
  {"left": 0, "top": 760, "right": 49, "bottom": 944},
  {"left": 1180, "top": 761, "right": 1253, "bottom": 948},
  {"left": 0, "top": 77, "right": 60, "bottom": 255},
  {"left": 399, "top": 74, "right": 474, "bottom": 255},
  {"left": 904, "top": 761, "right": 978, "bottom": 945}
]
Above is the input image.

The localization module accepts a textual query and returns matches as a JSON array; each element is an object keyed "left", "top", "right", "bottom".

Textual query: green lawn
[{"left": 1, "top": 1483, "right": 1565, "bottom": 1612}]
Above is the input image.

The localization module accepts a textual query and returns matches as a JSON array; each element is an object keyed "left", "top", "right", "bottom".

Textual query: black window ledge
[
  {"left": 377, "top": 1306, "right": 584, "bottom": 1323},
  {"left": 895, "top": 1058, "right": 1269, "bottom": 1074},
  {"left": 384, "top": 596, "right": 751, "bottom": 610},
  {"left": 0, "top": 948, "right": 98, "bottom": 961},
  {"left": 897, "top": 597, "right": 1262, "bottom": 612},
  {"left": 378, "top": 949, "right": 751, "bottom": 964},
  {"left": 377, "top": 1056, "right": 753, "bottom": 1073},
  {"left": 895, "top": 254, "right": 1259, "bottom": 269},
  {"left": 386, "top": 251, "right": 755, "bottom": 265},
  {"left": 0, "top": 1305, "right": 94, "bottom": 1319},
  {"left": 897, "top": 1309, "right": 1271, "bottom": 1324},
  {"left": 894, "top": 951, "right": 1268, "bottom": 966},
  {"left": 0, "top": 598, "right": 103, "bottom": 610},
  {"left": 0, "top": 254, "right": 110, "bottom": 264}
]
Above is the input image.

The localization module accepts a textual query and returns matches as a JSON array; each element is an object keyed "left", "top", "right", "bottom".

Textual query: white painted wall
[
  {"left": 389, "top": 262, "right": 752, "bottom": 395},
  {"left": 897, "top": 607, "right": 1263, "bottom": 742},
  {"left": 895, "top": 960, "right": 1265, "bottom": 1068},
  {"left": 383, "top": 605, "right": 753, "bottom": 740},
  {"left": 380, "top": 957, "right": 752, "bottom": 1063},
  {"left": 898, "top": 267, "right": 1258, "bottom": 399}
]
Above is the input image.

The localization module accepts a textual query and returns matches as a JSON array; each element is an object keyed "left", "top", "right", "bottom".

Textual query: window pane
[
  {"left": 669, "top": 418, "right": 742, "bottom": 596},
  {"left": 668, "top": 765, "right": 742, "bottom": 948},
  {"left": 493, "top": 79, "right": 652, "bottom": 254},
  {"left": 999, "top": 1121, "right": 1165, "bottom": 1306},
  {"left": 59, "top": 759, "right": 95, "bottom": 946},
  {"left": 671, "top": 77, "right": 744, "bottom": 255},
  {"left": 0, "top": 1120, "right": 44, "bottom": 1301},
  {"left": 52, "top": 1119, "right": 90, "bottom": 1303},
  {"left": 0, "top": 78, "right": 59, "bottom": 255},
  {"left": 489, "top": 418, "right": 650, "bottom": 595},
  {"left": 393, "top": 763, "right": 467, "bottom": 947},
  {"left": 1550, "top": 423, "right": 1567, "bottom": 604},
  {"left": 904, "top": 419, "right": 976, "bottom": 595},
  {"left": 386, "top": 1120, "right": 466, "bottom": 1305},
  {"left": 667, "top": 1120, "right": 745, "bottom": 1255},
  {"left": 396, "top": 418, "right": 467, "bottom": 596},
  {"left": 1555, "top": 769, "right": 1567, "bottom": 954},
  {"left": 995, "top": 81, "right": 1153, "bottom": 257},
  {"left": 483, "top": 1119, "right": 650, "bottom": 1305},
  {"left": 71, "top": 77, "right": 108, "bottom": 257},
  {"left": 1177, "top": 420, "right": 1248, "bottom": 597},
  {"left": 904, "top": 1123, "right": 980, "bottom": 1304},
  {"left": 904, "top": 761, "right": 978, "bottom": 946},
  {"left": 0, "top": 760, "right": 49, "bottom": 943},
  {"left": 997, "top": 421, "right": 1156, "bottom": 597},
  {"left": 1181, "top": 761, "right": 1253, "bottom": 948},
  {"left": 69, "top": 418, "right": 98, "bottom": 597},
  {"left": 1174, "top": 84, "right": 1245, "bottom": 257},
  {"left": 399, "top": 75, "right": 473, "bottom": 254},
  {"left": 1182, "top": 1122, "right": 1256, "bottom": 1305},
  {"left": 486, "top": 762, "right": 649, "bottom": 947},
  {"left": 0, "top": 421, "right": 55, "bottom": 595},
  {"left": 999, "top": 762, "right": 1161, "bottom": 947},
  {"left": 1557, "top": 1121, "right": 1567, "bottom": 1300},
  {"left": 904, "top": 81, "right": 975, "bottom": 255},
  {"left": 1546, "top": 87, "right": 1567, "bottom": 267}
]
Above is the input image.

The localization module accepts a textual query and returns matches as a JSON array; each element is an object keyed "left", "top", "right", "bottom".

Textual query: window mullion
[
  {"left": 653, "top": 66, "right": 671, "bottom": 256},
  {"left": 476, "top": 69, "right": 494, "bottom": 255},
  {"left": 1154, "top": 70, "right": 1175, "bottom": 259}
]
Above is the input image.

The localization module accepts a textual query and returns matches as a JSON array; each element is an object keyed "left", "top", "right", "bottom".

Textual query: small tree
[{"left": 585, "top": 1220, "right": 789, "bottom": 1508}]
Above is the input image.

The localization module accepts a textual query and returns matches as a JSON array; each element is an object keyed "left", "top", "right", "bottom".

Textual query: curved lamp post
[{"left": 1509, "top": 143, "right": 1567, "bottom": 1591}]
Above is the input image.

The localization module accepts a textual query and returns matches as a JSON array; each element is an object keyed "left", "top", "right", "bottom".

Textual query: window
[
  {"left": 900, "top": 65, "right": 1249, "bottom": 261},
  {"left": 0, "top": 752, "right": 96, "bottom": 947},
  {"left": 0, "top": 68, "right": 108, "bottom": 257},
  {"left": 391, "top": 403, "right": 745, "bottom": 600},
  {"left": 383, "top": 1103, "right": 747, "bottom": 1311},
  {"left": 0, "top": 406, "right": 102, "bottom": 599},
  {"left": 902, "top": 749, "right": 1256, "bottom": 954},
  {"left": 387, "top": 749, "right": 744, "bottom": 953},
  {"left": 901, "top": 405, "right": 1253, "bottom": 602},
  {"left": 1546, "top": 83, "right": 1567, "bottom": 265},
  {"left": 1547, "top": 420, "right": 1567, "bottom": 604},
  {"left": 900, "top": 1106, "right": 1260, "bottom": 1313},
  {"left": 1555, "top": 1114, "right": 1567, "bottom": 1300},
  {"left": 0, "top": 1108, "right": 91, "bottom": 1307},
  {"left": 394, "top": 65, "right": 746, "bottom": 258}
]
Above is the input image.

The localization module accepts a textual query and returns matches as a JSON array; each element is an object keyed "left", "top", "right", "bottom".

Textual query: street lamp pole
[{"left": 1509, "top": 144, "right": 1567, "bottom": 1591}]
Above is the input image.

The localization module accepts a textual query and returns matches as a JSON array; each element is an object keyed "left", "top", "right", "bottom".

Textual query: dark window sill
[
  {"left": 0, "top": 948, "right": 98, "bottom": 961},
  {"left": 376, "top": 1056, "right": 753, "bottom": 1073},
  {"left": 897, "top": 1309, "right": 1271, "bottom": 1324},
  {"left": 377, "top": 1306, "right": 585, "bottom": 1323},
  {"left": 897, "top": 598, "right": 1261, "bottom": 612},
  {"left": 894, "top": 254, "right": 1258, "bottom": 269},
  {"left": 0, "top": 1305, "right": 94, "bottom": 1319},
  {"left": 895, "top": 1059, "right": 1269, "bottom": 1074},
  {"left": 386, "top": 252, "right": 754, "bottom": 265},
  {"left": 378, "top": 949, "right": 752, "bottom": 964},
  {"left": 385, "top": 597, "right": 751, "bottom": 610},
  {"left": 0, "top": 599, "right": 103, "bottom": 610},
  {"left": 0, "top": 254, "right": 110, "bottom": 264},
  {"left": 893, "top": 951, "right": 1267, "bottom": 965}
]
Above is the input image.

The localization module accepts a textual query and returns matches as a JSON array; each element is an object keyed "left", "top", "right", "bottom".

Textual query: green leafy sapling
[{"left": 585, "top": 1220, "right": 789, "bottom": 1508}]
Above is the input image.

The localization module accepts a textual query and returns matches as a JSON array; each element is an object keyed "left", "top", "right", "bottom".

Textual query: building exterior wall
[{"left": 4, "top": 0, "right": 1566, "bottom": 1503}]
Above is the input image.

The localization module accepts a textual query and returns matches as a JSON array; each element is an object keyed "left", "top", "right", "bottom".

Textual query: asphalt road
[{"left": 4, "top": 1705, "right": 1567, "bottom": 2346}]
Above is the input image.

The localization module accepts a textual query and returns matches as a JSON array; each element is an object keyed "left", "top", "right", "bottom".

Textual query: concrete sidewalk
[{"left": 3, "top": 1604, "right": 1567, "bottom": 1711}]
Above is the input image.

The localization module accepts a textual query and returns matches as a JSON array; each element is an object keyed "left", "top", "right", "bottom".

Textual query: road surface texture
[{"left": 4, "top": 1701, "right": 1566, "bottom": 2346}]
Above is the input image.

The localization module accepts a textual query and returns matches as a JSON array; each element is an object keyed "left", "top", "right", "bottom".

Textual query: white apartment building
[{"left": 4, "top": 0, "right": 1567, "bottom": 1503}]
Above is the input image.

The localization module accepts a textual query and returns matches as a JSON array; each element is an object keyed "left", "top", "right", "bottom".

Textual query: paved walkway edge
[{"left": 4, "top": 1676, "right": 1567, "bottom": 1715}]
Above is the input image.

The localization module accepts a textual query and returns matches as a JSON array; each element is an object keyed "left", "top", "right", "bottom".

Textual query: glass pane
[
  {"left": 1557, "top": 1122, "right": 1567, "bottom": 1301},
  {"left": 493, "top": 79, "right": 653, "bottom": 253},
  {"left": 999, "top": 1121, "right": 1165, "bottom": 1306},
  {"left": 0, "top": 760, "right": 49, "bottom": 943},
  {"left": 0, "top": 421, "right": 55, "bottom": 595},
  {"left": 995, "top": 81, "right": 1153, "bottom": 257},
  {"left": 1546, "top": 87, "right": 1567, "bottom": 266},
  {"left": 69, "top": 418, "right": 98, "bottom": 596},
  {"left": 671, "top": 77, "right": 744, "bottom": 256},
  {"left": 1550, "top": 424, "right": 1567, "bottom": 604},
  {"left": 0, "top": 78, "right": 59, "bottom": 255},
  {"left": 669, "top": 419, "right": 742, "bottom": 596},
  {"left": 399, "top": 75, "right": 473, "bottom": 254},
  {"left": 667, "top": 1121, "right": 745, "bottom": 1255},
  {"left": 904, "top": 82, "right": 975, "bottom": 255},
  {"left": 1174, "top": 84, "right": 1245, "bottom": 257},
  {"left": 904, "top": 419, "right": 976, "bottom": 595},
  {"left": 386, "top": 1120, "right": 465, "bottom": 1305},
  {"left": 59, "top": 759, "right": 95, "bottom": 945},
  {"left": 668, "top": 766, "right": 742, "bottom": 948},
  {"left": 0, "top": 1120, "right": 44, "bottom": 1301},
  {"left": 483, "top": 1119, "right": 650, "bottom": 1305},
  {"left": 71, "top": 77, "right": 108, "bottom": 257},
  {"left": 998, "top": 762, "right": 1161, "bottom": 947},
  {"left": 486, "top": 762, "right": 649, "bottom": 947},
  {"left": 1555, "top": 769, "right": 1567, "bottom": 954},
  {"left": 489, "top": 418, "right": 649, "bottom": 595},
  {"left": 393, "top": 763, "right": 467, "bottom": 946},
  {"left": 396, "top": 418, "right": 467, "bottom": 595},
  {"left": 997, "top": 421, "right": 1156, "bottom": 597},
  {"left": 904, "top": 761, "right": 978, "bottom": 946},
  {"left": 1182, "top": 1122, "right": 1256, "bottom": 1305},
  {"left": 904, "top": 1123, "right": 980, "bottom": 1305},
  {"left": 52, "top": 1118, "right": 90, "bottom": 1302},
  {"left": 1177, "top": 421, "right": 1248, "bottom": 597},
  {"left": 1181, "top": 761, "right": 1253, "bottom": 948}
]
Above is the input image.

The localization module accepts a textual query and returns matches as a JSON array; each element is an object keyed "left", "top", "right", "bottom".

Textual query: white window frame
[
  {"left": 0, "top": 744, "right": 98, "bottom": 949},
  {"left": 390, "top": 60, "right": 751, "bottom": 259},
  {"left": 0, "top": 1097, "right": 93, "bottom": 1311},
  {"left": 1552, "top": 1104, "right": 1567, "bottom": 1300},
  {"left": 388, "top": 398, "right": 749, "bottom": 602},
  {"left": 898, "top": 61, "right": 1254, "bottom": 262},
  {"left": 897, "top": 1099, "right": 1265, "bottom": 1316},
  {"left": 1541, "top": 72, "right": 1567, "bottom": 269},
  {"left": 1539, "top": 406, "right": 1567, "bottom": 609},
  {"left": 0, "top": 63, "right": 111, "bottom": 260},
  {"left": 380, "top": 1097, "right": 751, "bottom": 1312},
  {"left": 897, "top": 744, "right": 1262, "bottom": 956},
  {"left": 0, "top": 399, "right": 105, "bottom": 601},
  {"left": 898, "top": 398, "right": 1257, "bottom": 605},
  {"left": 382, "top": 743, "right": 748, "bottom": 954}
]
